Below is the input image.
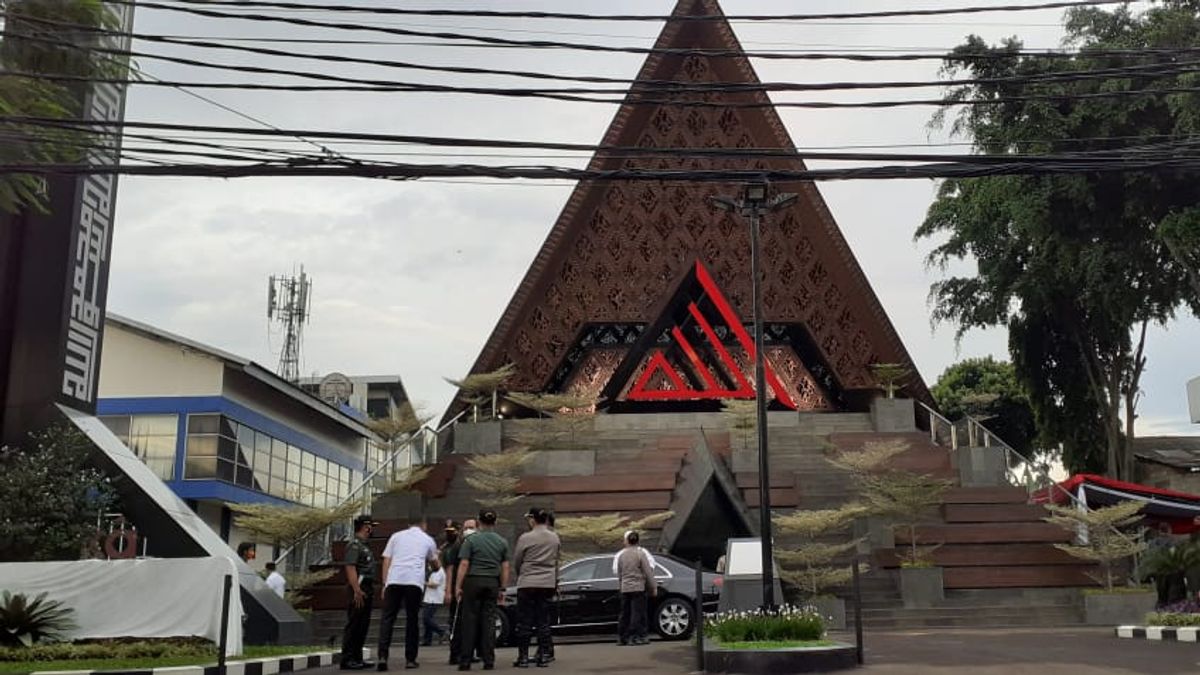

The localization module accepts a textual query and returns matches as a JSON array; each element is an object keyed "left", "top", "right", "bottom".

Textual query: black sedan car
[{"left": 496, "top": 553, "right": 721, "bottom": 645}]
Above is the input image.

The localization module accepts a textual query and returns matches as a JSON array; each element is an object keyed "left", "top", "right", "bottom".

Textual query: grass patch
[
  {"left": 717, "top": 640, "right": 837, "bottom": 650},
  {"left": 0, "top": 645, "right": 328, "bottom": 673},
  {"left": 1146, "top": 612, "right": 1200, "bottom": 627}
]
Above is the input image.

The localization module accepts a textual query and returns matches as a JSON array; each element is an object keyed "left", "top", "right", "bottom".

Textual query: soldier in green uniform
[
  {"left": 341, "top": 515, "right": 380, "bottom": 670},
  {"left": 454, "top": 510, "right": 509, "bottom": 671}
]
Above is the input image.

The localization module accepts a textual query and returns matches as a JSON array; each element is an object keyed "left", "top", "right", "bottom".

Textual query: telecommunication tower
[{"left": 267, "top": 267, "right": 312, "bottom": 383}]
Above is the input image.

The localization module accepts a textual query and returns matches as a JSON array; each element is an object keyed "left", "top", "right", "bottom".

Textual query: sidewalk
[{"left": 313, "top": 627, "right": 1200, "bottom": 674}]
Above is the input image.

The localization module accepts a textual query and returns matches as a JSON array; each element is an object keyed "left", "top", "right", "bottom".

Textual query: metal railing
[
  {"left": 275, "top": 410, "right": 467, "bottom": 570},
  {"left": 916, "top": 400, "right": 1143, "bottom": 571}
]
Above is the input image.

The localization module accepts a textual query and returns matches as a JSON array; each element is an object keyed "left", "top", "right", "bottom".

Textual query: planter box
[
  {"left": 899, "top": 567, "right": 944, "bottom": 608},
  {"left": 1084, "top": 591, "right": 1157, "bottom": 626},
  {"left": 808, "top": 596, "right": 846, "bottom": 631},
  {"left": 454, "top": 420, "right": 503, "bottom": 454},
  {"left": 704, "top": 642, "right": 858, "bottom": 674},
  {"left": 870, "top": 398, "right": 916, "bottom": 432}
]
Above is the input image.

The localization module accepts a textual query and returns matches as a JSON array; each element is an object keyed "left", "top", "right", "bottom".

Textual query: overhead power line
[
  {"left": 79, "top": 1, "right": 1170, "bottom": 62},
  {"left": 11, "top": 116, "right": 1200, "bottom": 163},
  {"left": 16, "top": 26, "right": 1200, "bottom": 95},
  {"left": 4, "top": 152, "right": 1200, "bottom": 182},
  {"left": 120, "top": 0, "right": 1128, "bottom": 22}
]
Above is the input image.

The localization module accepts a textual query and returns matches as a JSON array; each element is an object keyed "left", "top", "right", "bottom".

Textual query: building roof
[
  {"left": 105, "top": 313, "right": 376, "bottom": 438},
  {"left": 1134, "top": 436, "right": 1200, "bottom": 472},
  {"left": 445, "top": 0, "right": 932, "bottom": 422}
]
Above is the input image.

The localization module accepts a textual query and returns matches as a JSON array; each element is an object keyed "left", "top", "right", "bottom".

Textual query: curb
[
  {"left": 28, "top": 651, "right": 338, "bottom": 675},
  {"left": 1114, "top": 626, "right": 1200, "bottom": 642}
]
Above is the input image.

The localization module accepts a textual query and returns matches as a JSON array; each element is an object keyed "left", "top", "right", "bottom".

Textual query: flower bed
[
  {"left": 703, "top": 604, "right": 825, "bottom": 645},
  {"left": 1147, "top": 599, "right": 1200, "bottom": 627}
]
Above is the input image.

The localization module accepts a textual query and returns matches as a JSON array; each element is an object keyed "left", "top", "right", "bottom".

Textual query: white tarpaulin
[{"left": 0, "top": 557, "right": 243, "bottom": 656}]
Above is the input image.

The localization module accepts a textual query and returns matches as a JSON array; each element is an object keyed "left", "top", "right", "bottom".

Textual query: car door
[
  {"left": 555, "top": 558, "right": 605, "bottom": 626},
  {"left": 573, "top": 555, "right": 622, "bottom": 627}
]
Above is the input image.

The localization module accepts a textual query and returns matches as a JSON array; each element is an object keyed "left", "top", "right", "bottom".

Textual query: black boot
[{"left": 513, "top": 646, "right": 531, "bottom": 669}]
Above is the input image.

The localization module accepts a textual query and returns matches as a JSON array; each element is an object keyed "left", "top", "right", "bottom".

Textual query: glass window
[
  {"left": 188, "top": 414, "right": 220, "bottom": 434},
  {"left": 272, "top": 438, "right": 287, "bottom": 460},
  {"left": 217, "top": 436, "right": 238, "bottom": 462},
  {"left": 238, "top": 424, "right": 256, "bottom": 460},
  {"left": 235, "top": 464, "right": 254, "bottom": 488},
  {"left": 216, "top": 458, "right": 236, "bottom": 482},
  {"left": 186, "top": 456, "right": 217, "bottom": 479},
  {"left": 186, "top": 435, "right": 217, "bottom": 457},
  {"left": 288, "top": 445, "right": 301, "bottom": 464},
  {"left": 100, "top": 415, "right": 131, "bottom": 441},
  {"left": 286, "top": 461, "right": 301, "bottom": 485},
  {"left": 302, "top": 452, "right": 316, "bottom": 471},
  {"left": 220, "top": 415, "right": 238, "bottom": 439},
  {"left": 560, "top": 559, "right": 604, "bottom": 583}
]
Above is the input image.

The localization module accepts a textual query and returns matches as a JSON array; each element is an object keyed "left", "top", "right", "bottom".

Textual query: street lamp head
[{"left": 743, "top": 181, "right": 769, "bottom": 205}]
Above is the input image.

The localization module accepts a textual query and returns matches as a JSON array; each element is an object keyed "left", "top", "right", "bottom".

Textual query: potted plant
[
  {"left": 1138, "top": 538, "right": 1198, "bottom": 608},
  {"left": 444, "top": 364, "right": 516, "bottom": 453},
  {"left": 832, "top": 441, "right": 952, "bottom": 608},
  {"left": 868, "top": 363, "right": 916, "bottom": 432},
  {"left": 774, "top": 505, "right": 866, "bottom": 630},
  {"left": 1043, "top": 500, "right": 1151, "bottom": 625}
]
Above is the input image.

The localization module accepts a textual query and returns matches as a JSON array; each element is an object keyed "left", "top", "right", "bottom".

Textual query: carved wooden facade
[{"left": 458, "top": 0, "right": 931, "bottom": 413}]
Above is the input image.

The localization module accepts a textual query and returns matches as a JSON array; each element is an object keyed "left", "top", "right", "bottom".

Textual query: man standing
[
  {"left": 341, "top": 515, "right": 379, "bottom": 671},
  {"left": 511, "top": 507, "right": 559, "bottom": 668},
  {"left": 378, "top": 518, "right": 440, "bottom": 671},
  {"left": 420, "top": 564, "right": 447, "bottom": 646},
  {"left": 454, "top": 510, "right": 509, "bottom": 671},
  {"left": 615, "top": 531, "right": 657, "bottom": 646},
  {"left": 265, "top": 561, "right": 286, "bottom": 599},
  {"left": 611, "top": 530, "right": 656, "bottom": 645},
  {"left": 446, "top": 518, "right": 477, "bottom": 666}
]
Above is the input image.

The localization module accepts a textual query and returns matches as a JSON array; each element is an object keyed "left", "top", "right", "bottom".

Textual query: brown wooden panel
[
  {"left": 742, "top": 487, "right": 800, "bottom": 508},
  {"left": 943, "top": 503, "right": 1047, "bottom": 523},
  {"left": 553, "top": 491, "right": 673, "bottom": 512},
  {"left": 735, "top": 472, "right": 796, "bottom": 489},
  {"left": 875, "top": 544, "right": 1083, "bottom": 568},
  {"left": 519, "top": 473, "right": 678, "bottom": 494},
  {"left": 942, "top": 486, "right": 1030, "bottom": 505},
  {"left": 657, "top": 436, "right": 699, "bottom": 450},
  {"left": 595, "top": 457, "right": 685, "bottom": 474},
  {"left": 943, "top": 565, "right": 1099, "bottom": 589},
  {"left": 894, "top": 522, "right": 1071, "bottom": 545}
]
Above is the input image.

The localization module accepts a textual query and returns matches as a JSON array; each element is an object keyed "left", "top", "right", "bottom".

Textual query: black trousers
[
  {"left": 515, "top": 587, "right": 554, "bottom": 656},
  {"left": 377, "top": 584, "right": 423, "bottom": 664},
  {"left": 458, "top": 576, "right": 499, "bottom": 667},
  {"left": 617, "top": 591, "right": 647, "bottom": 642},
  {"left": 340, "top": 581, "right": 375, "bottom": 663}
]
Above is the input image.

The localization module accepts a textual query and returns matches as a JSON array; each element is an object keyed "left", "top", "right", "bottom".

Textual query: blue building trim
[
  {"left": 168, "top": 479, "right": 292, "bottom": 506},
  {"left": 97, "top": 395, "right": 366, "bottom": 470}
]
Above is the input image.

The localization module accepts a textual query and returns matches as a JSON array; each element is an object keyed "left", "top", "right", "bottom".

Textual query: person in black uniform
[{"left": 341, "top": 515, "right": 380, "bottom": 671}]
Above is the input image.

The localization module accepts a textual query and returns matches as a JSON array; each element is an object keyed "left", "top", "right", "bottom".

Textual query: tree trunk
[{"left": 1121, "top": 321, "right": 1149, "bottom": 482}]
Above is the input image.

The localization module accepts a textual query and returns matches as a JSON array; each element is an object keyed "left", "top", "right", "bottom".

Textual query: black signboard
[{"left": 0, "top": 1, "right": 136, "bottom": 444}]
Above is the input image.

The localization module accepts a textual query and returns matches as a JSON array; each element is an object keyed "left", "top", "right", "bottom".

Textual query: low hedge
[
  {"left": 1145, "top": 612, "right": 1200, "bottom": 627},
  {"left": 0, "top": 640, "right": 214, "bottom": 663},
  {"left": 703, "top": 605, "right": 824, "bottom": 644}
]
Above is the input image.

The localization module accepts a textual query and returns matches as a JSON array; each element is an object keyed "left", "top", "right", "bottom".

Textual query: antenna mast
[{"left": 267, "top": 266, "right": 312, "bottom": 383}]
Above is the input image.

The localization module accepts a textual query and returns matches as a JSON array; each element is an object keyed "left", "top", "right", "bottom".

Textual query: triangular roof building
[{"left": 461, "top": 0, "right": 929, "bottom": 414}]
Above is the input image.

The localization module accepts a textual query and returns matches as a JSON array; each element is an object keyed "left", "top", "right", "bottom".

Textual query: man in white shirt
[
  {"left": 611, "top": 530, "right": 657, "bottom": 644},
  {"left": 377, "top": 518, "right": 440, "bottom": 671},
  {"left": 264, "top": 561, "right": 286, "bottom": 599},
  {"left": 421, "top": 566, "right": 447, "bottom": 646}
]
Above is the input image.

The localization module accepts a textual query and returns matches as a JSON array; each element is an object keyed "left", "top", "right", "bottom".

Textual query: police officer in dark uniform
[{"left": 341, "top": 515, "right": 380, "bottom": 671}]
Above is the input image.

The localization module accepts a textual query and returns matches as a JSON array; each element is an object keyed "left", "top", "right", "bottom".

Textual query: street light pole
[{"left": 712, "top": 180, "right": 797, "bottom": 610}]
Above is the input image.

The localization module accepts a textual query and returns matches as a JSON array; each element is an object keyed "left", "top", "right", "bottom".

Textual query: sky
[{"left": 104, "top": 0, "right": 1200, "bottom": 436}]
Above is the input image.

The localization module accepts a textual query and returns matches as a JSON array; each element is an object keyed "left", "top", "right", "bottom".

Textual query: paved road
[{"left": 316, "top": 628, "right": 1200, "bottom": 674}]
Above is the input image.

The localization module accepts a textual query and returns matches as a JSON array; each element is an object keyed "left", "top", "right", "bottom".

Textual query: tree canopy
[
  {"left": 931, "top": 357, "right": 1038, "bottom": 458},
  {"left": 0, "top": 0, "right": 119, "bottom": 213},
  {"left": 918, "top": 1, "right": 1200, "bottom": 479}
]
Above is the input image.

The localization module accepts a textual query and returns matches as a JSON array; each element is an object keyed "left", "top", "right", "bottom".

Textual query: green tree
[
  {"left": 917, "top": 2, "right": 1200, "bottom": 479},
  {"left": 774, "top": 505, "right": 865, "bottom": 597},
  {"left": 0, "top": 0, "right": 121, "bottom": 213},
  {"left": 1044, "top": 500, "right": 1148, "bottom": 591},
  {"left": 0, "top": 425, "right": 117, "bottom": 562},
  {"left": 931, "top": 357, "right": 1038, "bottom": 457}
]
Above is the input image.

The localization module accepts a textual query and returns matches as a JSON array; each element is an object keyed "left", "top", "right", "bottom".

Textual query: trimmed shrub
[{"left": 703, "top": 605, "right": 824, "bottom": 644}]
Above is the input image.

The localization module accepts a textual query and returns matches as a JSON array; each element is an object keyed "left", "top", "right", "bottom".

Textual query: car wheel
[
  {"left": 494, "top": 608, "right": 511, "bottom": 646},
  {"left": 654, "top": 596, "right": 693, "bottom": 640}
]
